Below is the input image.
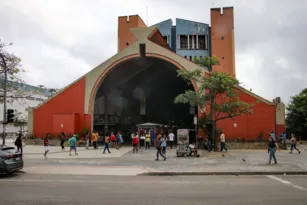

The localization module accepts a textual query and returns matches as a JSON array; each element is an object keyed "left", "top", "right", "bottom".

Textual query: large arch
[{"left": 88, "top": 54, "right": 199, "bottom": 134}]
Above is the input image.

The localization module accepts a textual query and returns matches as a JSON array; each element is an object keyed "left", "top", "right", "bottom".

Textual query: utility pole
[{"left": 0, "top": 53, "right": 7, "bottom": 146}]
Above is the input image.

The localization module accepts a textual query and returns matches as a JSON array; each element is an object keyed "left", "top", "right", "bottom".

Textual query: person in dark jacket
[
  {"left": 60, "top": 132, "right": 65, "bottom": 150},
  {"left": 15, "top": 132, "right": 23, "bottom": 154},
  {"left": 268, "top": 135, "right": 280, "bottom": 164}
]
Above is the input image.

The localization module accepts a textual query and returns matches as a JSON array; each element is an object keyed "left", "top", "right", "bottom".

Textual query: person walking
[
  {"left": 103, "top": 135, "right": 111, "bottom": 154},
  {"left": 132, "top": 134, "right": 139, "bottom": 153},
  {"left": 289, "top": 134, "right": 301, "bottom": 154},
  {"left": 15, "top": 132, "right": 23, "bottom": 154},
  {"left": 168, "top": 131, "right": 175, "bottom": 149},
  {"left": 68, "top": 134, "right": 78, "bottom": 156},
  {"left": 116, "top": 132, "right": 122, "bottom": 150},
  {"left": 161, "top": 134, "right": 167, "bottom": 154},
  {"left": 220, "top": 132, "right": 228, "bottom": 152},
  {"left": 268, "top": 135, "right": 280, "bottom": 164},
  {"left": 43, "top": 134, "right": 50, "bottom": 158},
  {"left": 155, "top": 134, "right": 166, "bottom": 161},
  {"left": 85, "top": 131, "right": 90, "bottom": 149},
  {"left": 60, "top": 132, "right": 65, "bottom": 150},
  {"left": 145, "top": 132, "right": 151, "bottom": 149},
  {"left": 92, "top": 131, "right": 98, "bottom": 149},
  {"left": 280, "top": 132, "right": 287, "bottom": 150},
  {"left": 110, "top": 132, "right": 116, "bottom": 148}
]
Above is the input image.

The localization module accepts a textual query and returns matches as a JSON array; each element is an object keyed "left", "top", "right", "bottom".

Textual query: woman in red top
[{"left": 110, "top": 132, "right": 116, "bottom": 148}]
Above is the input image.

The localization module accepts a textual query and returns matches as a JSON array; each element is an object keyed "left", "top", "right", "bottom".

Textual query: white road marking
[{"left": 267, "top": 175, "right": 307, "bottom": 191}]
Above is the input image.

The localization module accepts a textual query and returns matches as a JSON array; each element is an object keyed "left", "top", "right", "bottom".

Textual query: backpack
[{"left": 133, "top": 137, "right": 139, "bottom": 144}]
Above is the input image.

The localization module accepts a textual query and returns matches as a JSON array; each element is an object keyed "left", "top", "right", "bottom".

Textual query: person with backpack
[
  {"left": 155, "top": 134, "right": 166, "bottom": 161},
  {"left": 15, "top": 132, "right": 23, "bottom": 154},
  {"left": 289, "top": 133, "right": 301, "bottom": 154},
  {"left": 116, "top": 132, "right": 123, "bottom": 150},
  {"left": 132, "top": 133, "right": 139, "bottom": 153},
  {"left": 267, "top": 135, "right": 280, "bottom": 164}
]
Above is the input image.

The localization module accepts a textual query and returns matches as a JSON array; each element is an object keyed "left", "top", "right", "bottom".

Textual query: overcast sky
[{"left": 0, "top": 0, "right": 306, "bottom": 104}]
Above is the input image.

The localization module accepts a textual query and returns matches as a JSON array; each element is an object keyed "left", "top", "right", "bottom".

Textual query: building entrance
[{"left": 93, "top": 57, "right": 196, "bottom": 139}]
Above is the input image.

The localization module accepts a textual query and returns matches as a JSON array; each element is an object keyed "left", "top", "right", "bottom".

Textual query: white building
[{"left": 0, "top": 82, "right": 52, "bottom": 134}]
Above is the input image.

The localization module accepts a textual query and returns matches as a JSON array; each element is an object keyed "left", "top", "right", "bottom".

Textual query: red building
[{"left": 27, "top": 7, "right": 285, "bottom": 140}]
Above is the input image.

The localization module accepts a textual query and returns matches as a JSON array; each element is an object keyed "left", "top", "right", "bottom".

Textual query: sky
[{"left": 0, "top": 0, "right": 306, "bottom": 105}]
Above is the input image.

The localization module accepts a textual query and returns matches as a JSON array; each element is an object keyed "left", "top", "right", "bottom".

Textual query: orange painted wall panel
[
  {"left": 210, "top": 7, "right": 236, "bottom": 77},
  {"left": 52, "top": 114, "right": 76, "bottom": 135},
  {"left": 33, "top": 77, "right": 86, "bottom": 138},
  {"left": 216, "top": 89, "right": 276, "bottom": 140},
  {"left": 118, "top": 15, "right": 147, "bottom": 52}
]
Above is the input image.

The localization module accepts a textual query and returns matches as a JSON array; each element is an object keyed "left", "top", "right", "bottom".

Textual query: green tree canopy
[
  {"left": 286, "top": 88, "right": 307, "bottom": 137},
  {"left": 174, "top": 56, "right": 253, "bottom": 140}
]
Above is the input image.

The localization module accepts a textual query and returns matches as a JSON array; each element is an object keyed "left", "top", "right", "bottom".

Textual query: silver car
[{"left": 0, "top": 146, "right": 23, "bottom": 174}]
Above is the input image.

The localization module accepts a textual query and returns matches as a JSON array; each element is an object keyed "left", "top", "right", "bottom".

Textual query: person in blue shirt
[
  {"left": 68, "top": 134, "right": 78, "bottom": 156},
  {"left": 280, "top": 132, "right": 287, "bottom": 150}
]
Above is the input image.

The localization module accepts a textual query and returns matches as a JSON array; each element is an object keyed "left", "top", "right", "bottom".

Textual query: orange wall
[
  {"left": 33, "top": 77, "right": 87, "bottom": 138},
  {"left": 210, "top": 7, "right": 236, "bottom": 77},
  {"left": 216, "top": 89, "right": 276, "bottom": 140},
  {"left": 52, "top": 114, "right": 77, "bottom": 134},
  {"left": 118, "top": 15, "right": 147, "bottom": 52}
]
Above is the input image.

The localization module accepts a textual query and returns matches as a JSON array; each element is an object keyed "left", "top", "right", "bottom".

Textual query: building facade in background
[
  {"left": 155, "top": 18, "right": 210, "bottom": 62},
  {"left": 0, "top": 82, "right": 51, "bottom": 134}
]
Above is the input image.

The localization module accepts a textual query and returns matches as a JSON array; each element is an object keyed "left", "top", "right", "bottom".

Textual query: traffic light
[{"left": 6, "top": 109, "right": 15, "bottom": 123}]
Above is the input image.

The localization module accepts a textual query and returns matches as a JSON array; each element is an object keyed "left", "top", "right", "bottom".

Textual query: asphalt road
[{"left": 0, "top": 174, "right": 307, "bottom": 205}]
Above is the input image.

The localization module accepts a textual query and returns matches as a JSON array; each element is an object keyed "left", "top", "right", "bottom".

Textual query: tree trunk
[{"left": 212, "top": 121, "right": 218, "bottom": 151}]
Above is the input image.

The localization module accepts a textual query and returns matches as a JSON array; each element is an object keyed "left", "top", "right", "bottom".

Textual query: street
[{"left": 0, "top": 174, "right": 307, "bottom": 204}]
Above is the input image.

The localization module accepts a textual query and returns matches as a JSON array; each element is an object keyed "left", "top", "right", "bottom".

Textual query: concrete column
[
  {"left": 177, "top": 35, "right": 180, "bottom": 49},
  {"left": 104, "top": 94, "right": 109, "bottom": 133},
  {"left": 196, "top": 35, "right": 199, "bottom": 49},
  {"left": 187, "top": 35, "right": 190, "bottom": 49},
  {"left": 192, "top": 35, "right": 195, "bottom": 49}
]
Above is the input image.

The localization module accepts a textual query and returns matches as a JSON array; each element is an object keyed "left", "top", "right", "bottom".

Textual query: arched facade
[
  {"left": 29, "top": 26, "right": 205, "bottom": 138},
  {"left": 28, "top": 14, "right": 285, "bottom": 140}
]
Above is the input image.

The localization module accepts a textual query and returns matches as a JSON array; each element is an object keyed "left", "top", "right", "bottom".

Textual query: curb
[{"left": 138, "top": 171, "right": 307, "bottom": 176}]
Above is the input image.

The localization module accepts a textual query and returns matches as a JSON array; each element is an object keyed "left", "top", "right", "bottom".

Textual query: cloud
[{"left": 0, "top": 0, "right": 306, "bottom": 104}]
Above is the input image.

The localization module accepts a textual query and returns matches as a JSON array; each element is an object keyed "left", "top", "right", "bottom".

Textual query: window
[
  {"left": 198, "top": 35, "right": 208, "bottom": 50},
  {"left": 163, "top": 36, "right": 169, "bottom": 44},
  {"left": 179, "top": 35, "right": 188, "bottom": 49},
  {"left": 189, "top": 56, "right": 192, "bottom": 61}
]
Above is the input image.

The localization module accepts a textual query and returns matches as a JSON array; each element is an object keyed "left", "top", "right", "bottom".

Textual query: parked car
[{"left": 0, "top": 146, "right": 23, "bottom": 174}]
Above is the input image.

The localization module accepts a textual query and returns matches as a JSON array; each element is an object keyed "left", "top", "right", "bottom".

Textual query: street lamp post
[{"left": 0, "top": 53, "right": 8, "bottom": 146}]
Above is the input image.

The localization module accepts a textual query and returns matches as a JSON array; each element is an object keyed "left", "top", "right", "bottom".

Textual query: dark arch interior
[{"left": 93, "top": 57, "right": 195, "bottom": 136}]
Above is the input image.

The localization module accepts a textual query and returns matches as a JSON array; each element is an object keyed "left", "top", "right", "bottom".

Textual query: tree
[
  {"left": 286, "top": 88, "right": 307, "bottom": 138},
  {"left": 0, "top": 39, "right": 39, "bottom": 103},
  {"left": 13, "top": 111, "right": 27, "bottom": 132},
  {"left": 174, "top": 56, "right": 253, "bottom": 147}
]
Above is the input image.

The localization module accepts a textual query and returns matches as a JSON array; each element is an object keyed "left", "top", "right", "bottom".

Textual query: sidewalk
[{"left": 9, "top": 139, "right": 307, "bottom": 176}]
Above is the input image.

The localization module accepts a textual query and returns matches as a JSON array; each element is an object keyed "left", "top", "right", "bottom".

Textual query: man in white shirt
[
  {"left": 168, "top": 132, "right": 175, "bottom": 149},
  {"left": 220, "top": 132, "right": 228, "bottom": 152}
]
